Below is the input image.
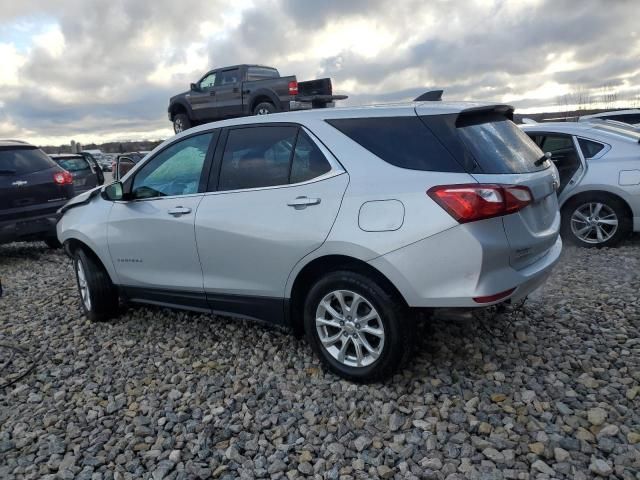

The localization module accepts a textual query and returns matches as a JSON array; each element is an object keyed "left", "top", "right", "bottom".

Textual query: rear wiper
[
  {"left": 0, "top": 169, "right": 16, "bottom": 175},
  {"left": 534, "top": 152, "right": 552, "bottom": 167}
]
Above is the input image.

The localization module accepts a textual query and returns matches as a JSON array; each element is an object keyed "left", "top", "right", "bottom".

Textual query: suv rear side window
[
  {"left": 290, "top": 130, "right": 331, "bottom": 183},
  {"left": 577, "top": 138, "right": 606, "bottom": 158},
  {"left": 219, "top": 126, "right": 297, "bottom": 190},
  {"left": 326, "top": 117, "right": 463, "bottom": 172},
  {"left": 0, "top": 147, "right": 57, "bottom": 175},
  {"left": 456, "top": 119, "right": 546, "bottom": 174}
]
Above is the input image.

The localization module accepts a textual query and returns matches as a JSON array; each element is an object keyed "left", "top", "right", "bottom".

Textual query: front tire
[
  {"left": 253, "top": 102, "right": 276, "bottom": 115},
  {"left": 562, "top": 194, "right": 631, "bottom": 248},
  {"left": 304, "top": 271, "right": 413, "bottom": 382},
  {"left": 173, "top": 113, "right": 192, "bottom": 134},
  {"left": 73, "top": 249, "right": 119, "bottom": 322}
]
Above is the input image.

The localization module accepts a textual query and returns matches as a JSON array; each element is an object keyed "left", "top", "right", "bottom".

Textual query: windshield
[
  {"left": 56, "top": 157, "right": 91, "bottom": 172},
  {"left": 0, "top": 147, "right": 57, "bottom": 175},
  {"left": 457, "top": 119, "right": 548, "bottom": 174}
]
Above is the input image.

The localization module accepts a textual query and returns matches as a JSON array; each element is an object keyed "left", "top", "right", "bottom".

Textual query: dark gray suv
[{"left": 0, "top": 140, "right": 75, "bottom": 248}]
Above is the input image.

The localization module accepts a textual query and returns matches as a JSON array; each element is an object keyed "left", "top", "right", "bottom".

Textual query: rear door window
[
  {"left": 216, "top": 69, "right": 240, "bottom": 86},
  {"left": 326, "top": 117, "right": 463, "bottom": 172},
  {"left": 0, "top": 147, "right": 57, "bottom": 175},
  {"left": 218, "top": 126, "right": 297, "bottom": 190},
  {"left": 290, "top": 130, "right": 331, "bottom": 183}
]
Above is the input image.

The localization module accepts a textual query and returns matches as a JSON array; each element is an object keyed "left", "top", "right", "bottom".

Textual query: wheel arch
[
  {"left": 63, "top": 238, "right": 117, "bottom": 284},
  {"left": 168, "top": 100, "right": 191, "bottom": 121},
  {"left": 249, "top": 90, "right": 280, "bottom": 112},
  {"left": 561, "top": 188, "right": 633, "bottom": 220},
  {"left": 287, "top": 254, "right": 408, "bottom": 336}
]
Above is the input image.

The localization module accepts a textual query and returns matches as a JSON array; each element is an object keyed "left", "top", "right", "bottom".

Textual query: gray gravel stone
[{"left": 0, "top": 238, "right": 639, "bottom": 479}]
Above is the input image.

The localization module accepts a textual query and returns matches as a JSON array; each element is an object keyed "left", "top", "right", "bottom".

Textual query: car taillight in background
[
  {"left": 428, "top": 184, "right": 533, "bottom": 223},
  {"left": 53, "top": 170, "right": 73, "bottom": 185},
  {"left": 288, "top": 80, "right": 298, "bottom": 96}
]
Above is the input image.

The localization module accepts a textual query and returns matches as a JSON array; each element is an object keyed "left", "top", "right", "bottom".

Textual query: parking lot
[{"left": 1, "top": 238, "right": 639, "bottom": 479}]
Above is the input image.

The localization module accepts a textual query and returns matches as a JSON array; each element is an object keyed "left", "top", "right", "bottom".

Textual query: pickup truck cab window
[
  {"left": 132, "top": 132, "right": 213, "bottom": 199},
  {"left": 199, "top": 73, "right": 216, "bottom": 90},
  {"left": 216, "top": 69, "right": 239, "bottom": 86}
]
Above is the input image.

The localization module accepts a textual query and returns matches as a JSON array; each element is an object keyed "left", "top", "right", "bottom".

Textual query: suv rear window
[
  {"left": 326, "top": 117, "right": 463, "bottom": 172},
  {"left": 55, "top": 157, "right": 91, "bottom": 172},
  {"left": 0, "top": 147, "right": 57, "bottom": 175},
  {"left": 455, "top": 118, "right": 547, "bottom": 174}
]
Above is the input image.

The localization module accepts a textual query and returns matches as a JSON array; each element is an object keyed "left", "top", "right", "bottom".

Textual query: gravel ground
[{"left": 0, "top": 238, "right": 639, "bottom": 480}]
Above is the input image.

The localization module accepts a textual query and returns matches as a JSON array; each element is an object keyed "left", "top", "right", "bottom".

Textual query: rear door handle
[
  {"left": 287, "top": 196, "right": 321, "bottom": 209},
  {"left": 209, "top": 91, "right": 216, "bottom": 96},
  {"left": 168, "top": 206, "right": 192, "bottom": 216}
]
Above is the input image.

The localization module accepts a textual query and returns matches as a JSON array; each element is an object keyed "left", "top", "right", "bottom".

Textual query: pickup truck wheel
[
  {"left": 253, "top": 102, "right": 276, "bottom": 115},
  {"left": 173, "top": 114, "right": 191, "bottom": 134}
]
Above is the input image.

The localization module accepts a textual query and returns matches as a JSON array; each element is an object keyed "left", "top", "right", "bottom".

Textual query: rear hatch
[
  {"left": 0, "top": 146, "right": 75, "bottom": 222},
  {"left": 418, "top": 105, "right": 560, "bottom": 269}
]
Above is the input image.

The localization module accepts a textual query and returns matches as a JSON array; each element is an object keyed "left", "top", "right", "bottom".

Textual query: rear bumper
[
  {"left": 368, "top": 219, "right": 562, "bottom": 308},
  {"left": 0, "top": 210, "right": 61, "bottom": 244}
]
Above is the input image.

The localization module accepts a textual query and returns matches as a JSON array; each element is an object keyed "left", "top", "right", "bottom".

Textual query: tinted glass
[
  {"left": 132, "top": 133, "right": 213, "bottom": 199},
  {"left": 605, "top": 114, "right": 640, "bottom": 124},
  {"left": 0, "top": 147, "right": 57, "bottom": 175},
  {"left": 56, "top": 157, "right": 91, "bottom": 172},
  {"left": 326, "top": 117, "right": 463, "bottom": 172},
  {"left": 457, "top": 119, "right": 547, "bottom": 173},
  {"left": 577, "top": 138, "right": 605, "bottom": 158},
  {"left": 219, "top": 126, "right": 297, "bottom": 190},
  {"left": 216, "top": 69, "right": 239, "bottom": 86},
  {"left": 541, "top": 135, "right": 573, "bottom": 153},
  {"left": 290, "top": 131, "right": 331, "bottom": 183},
  {"left": 247, "top": 67, "right": 279, "bottom": 81}
]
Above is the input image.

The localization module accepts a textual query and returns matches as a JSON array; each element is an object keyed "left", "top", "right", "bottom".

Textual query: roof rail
[
  {"left": 521, "top": 118, "right": 538, "bottom": 125},
  {"left": 414, "top": 90, "right": 443, "bottom": 102}
]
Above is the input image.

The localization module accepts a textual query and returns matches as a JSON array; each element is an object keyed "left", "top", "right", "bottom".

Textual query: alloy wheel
[
  {"left": 175, "top": 119, "right": 183, "bottom": 133},
  {"left": 570, "top": 202, "right": 618, "bottom": 244},
  {"left": 257, "top": 108, "right": 270, "bottom": 115},
  {"left": 315, "top": 290, "right": 385, "bottom": 368},
  {"left": 76, "top": 259, "right": 92, "bottom": 311}
]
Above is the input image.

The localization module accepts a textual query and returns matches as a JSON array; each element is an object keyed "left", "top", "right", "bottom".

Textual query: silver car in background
[
  {"left": 521, "top": 121, "right": 640, "bottom": 247},
  {"left": 57, "top": 103, "right": 561, "bottom": 380}
]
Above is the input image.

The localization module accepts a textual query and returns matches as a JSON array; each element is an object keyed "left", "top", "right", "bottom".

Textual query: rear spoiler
[{"left": 455, "top": 104, "right": 514, "bottom": 127}]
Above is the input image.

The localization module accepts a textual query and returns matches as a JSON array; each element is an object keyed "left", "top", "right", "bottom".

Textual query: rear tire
[
  {"left": 173, "top": 113, "right": 191, "bottom": 134},
  {"left": 303, "top": 270, "right": 413, "bottom": 382},
  {"left": 561, "top": 194, "right": 631, "bottom": 248},
  {"left": 73, "top": 248, "right": 119, "bottom": 322},
  {"left": 253, "top": 102, "right": 276, "bottom": 115}
]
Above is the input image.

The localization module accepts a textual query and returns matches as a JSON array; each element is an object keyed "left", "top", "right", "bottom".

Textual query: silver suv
[{"left": 58, "top": 103, "right": 562, "bottom": 380}]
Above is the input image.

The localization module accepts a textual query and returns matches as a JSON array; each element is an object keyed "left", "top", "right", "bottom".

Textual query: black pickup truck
[{"left": 168, "top": 64, "right": 347, "bottom": 133}]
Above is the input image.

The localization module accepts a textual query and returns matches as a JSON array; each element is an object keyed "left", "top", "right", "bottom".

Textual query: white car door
[
  {"left": 107, "top": 132, "right": 216, "bottom": 308},
  {"left": 194, "top": 125, "right": 348, "bottom": 320}
]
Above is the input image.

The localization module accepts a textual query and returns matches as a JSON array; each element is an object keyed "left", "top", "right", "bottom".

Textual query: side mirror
[
  {"left": 190, "top": 82, "right": 199, "bottom": 91},
  {"left": 102, "top": 182, "right": 123, "bottom": 201}
]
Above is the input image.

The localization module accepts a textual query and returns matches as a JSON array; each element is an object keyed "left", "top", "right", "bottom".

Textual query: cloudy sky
[{"left": 0, "top": 0, "right": 638, "bottom": 145}]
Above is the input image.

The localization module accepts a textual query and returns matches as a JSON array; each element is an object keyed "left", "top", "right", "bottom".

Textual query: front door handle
[
  {"left": 168, "top": 206, "right": 192, "bottom": 216},
  {"left": 209, "top": 91, "right": 216, "bottom": 96},
  {"left": 287, "top": 196, "right": 321, "bottom": 209}
]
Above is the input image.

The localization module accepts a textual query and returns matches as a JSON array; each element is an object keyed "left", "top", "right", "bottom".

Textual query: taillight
[
  {"left": 53, "top": 170, "right": 73, "bottom": 185},
  {"left": 288, "top": 80, "right": 298, "bottom": 96},
  {"left": 427, "top": 184, "right": 532, "bottom": 223}
]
